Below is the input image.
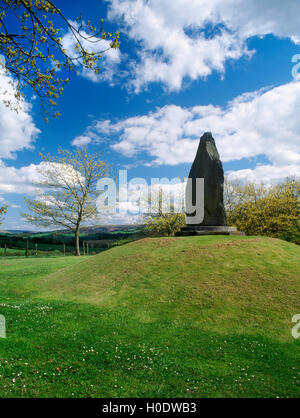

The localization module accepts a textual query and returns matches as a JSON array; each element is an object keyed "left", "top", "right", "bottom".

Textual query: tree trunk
[{"left": 75, "top": 229, "right": 80, "bottom": 256}]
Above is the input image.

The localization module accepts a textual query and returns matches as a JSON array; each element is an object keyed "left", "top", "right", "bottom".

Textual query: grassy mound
[{"left": 0, "top": 236, "right": 299, "bottom": 397}]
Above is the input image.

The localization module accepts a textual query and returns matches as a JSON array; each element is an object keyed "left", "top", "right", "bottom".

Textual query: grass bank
[{"left": 0, "top": 236, "right": 299, "bottom": 397}]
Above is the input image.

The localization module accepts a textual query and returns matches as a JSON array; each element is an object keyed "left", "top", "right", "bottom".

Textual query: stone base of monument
[{"left": 176, "top": 225, "right": 245, "bottom": 236}]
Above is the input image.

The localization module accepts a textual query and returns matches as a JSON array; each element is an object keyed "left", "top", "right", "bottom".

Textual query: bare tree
[{"left": 23, "top": 147, "right": 109, "bottom": 256}]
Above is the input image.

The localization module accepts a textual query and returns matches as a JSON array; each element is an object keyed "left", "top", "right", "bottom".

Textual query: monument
[{"left": 177, "top": 132, "right": 242, "bottom": 236}]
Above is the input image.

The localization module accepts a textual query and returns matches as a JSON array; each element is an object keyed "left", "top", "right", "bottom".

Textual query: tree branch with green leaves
[
  {"left": 0, "top": 204, "right": 7, "bottom": 226},
  {"left": 23, "top": 147, "right": 109, "bottom": 256},
  {"left": 0, "top": 0, "right": 120, "bottom": 120},
  {"left": 143, "top": 187, "right": 185, "bottom": 237}
]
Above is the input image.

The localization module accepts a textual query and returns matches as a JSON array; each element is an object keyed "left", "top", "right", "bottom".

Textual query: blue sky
[{"left": 1, "top": 0, "right": 300, "bottom": 229}]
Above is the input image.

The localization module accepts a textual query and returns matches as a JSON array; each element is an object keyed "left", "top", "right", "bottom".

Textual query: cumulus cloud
[
  {"left": 0, "top": 71, "right": 40, "bottom": 159},
  {"left": 80, "top": 81, "right": 300, "bottom": 183},
  {"left": 72, "top": 135, "right": 92, "bottom": 147},
  {"left": 61, "top": 21, "right": 121, "bottom": 84},
  {"left": 0, "top": 162, "right": 44, "bottom": 195},
  {"left": 0, "top": 160, "right": 86, "bottom": 198},
  {"left": 70, "top": 119, "right": 121, "bottom": 147},
  {"left": 0, "top": 69, "right": 41, "bottom": 204},
  {"left": 227, "top": 164, "right": 300, "bottom": 184},
  {"left": 107, "top": 0, "right": 300, "bottom": 91}
]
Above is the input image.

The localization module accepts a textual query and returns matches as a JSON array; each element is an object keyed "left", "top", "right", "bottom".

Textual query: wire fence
[{"left": 0, "top": 239, "right": 119, "bottom": 258}]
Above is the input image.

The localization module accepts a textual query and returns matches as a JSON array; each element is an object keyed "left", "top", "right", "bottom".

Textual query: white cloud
[
  {"left": 0, "top": 70, "right": 41, "bottom": 206},
  {"left": 71, "top": 119, "right": 121, "bottom": 147},
  {"left": 227, "top": 164, "right": 300, "bottom": 185},
  {"left": 0, "top": 72, "right": 40, "bottom": 159},
  {"left": 61, "top": 21, "right": 121, "bottom": 84},
  {"left": 0, "top": 160, "right": 85, "bottom": 197},
  {"left": 72, "top": 135, "right": 92, "bottom": 147},
  {"left": 0, "top": 195, "right": 20, "bottom": 208},
  {"left": 0, "top": 162, "right": 44, "bottom": 195},
  {"left": 107, "top": 0, "right": 300, "bottom": 91},
  {"left": 84, "top": 81, "right": 300, "bottom": 182}
]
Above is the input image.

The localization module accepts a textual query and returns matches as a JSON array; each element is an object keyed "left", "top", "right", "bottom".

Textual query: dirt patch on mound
[
  {"left": 180, "top": 238, "right": 271, "bottom": 256},
  {"left": 134, "top": 238, "right": 177, "bottom": 248},
  {"left": 207, "top": 238, "right": 268, "bottom": 249}
]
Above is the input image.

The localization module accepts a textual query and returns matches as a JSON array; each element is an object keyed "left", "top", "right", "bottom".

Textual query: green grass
[
  {"left": 0, "top": 236, "right": 299, "bottom": 398},
  {"left": 0, "top": 248, "right": 67, "bottom": 258}
]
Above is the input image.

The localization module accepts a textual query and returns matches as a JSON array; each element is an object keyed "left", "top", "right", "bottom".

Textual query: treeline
[
  {"left": 0, "top": 235, "right": 74, "bottom": 254},
  {"left": 0, "top": 228, "right": 142, "bottom": 255},
  {"left": 225, "top": 177, "right": 300, "bottom": 245},
  {"left": 22, "top": 231, "right": 139, "bottom": 245},
  {"left": 142, "top": 177, "right": 300, "bottom": 244}
]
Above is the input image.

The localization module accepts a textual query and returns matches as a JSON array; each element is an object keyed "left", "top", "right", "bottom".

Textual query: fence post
[
  {"left": 83, "top": 241, "right": 86, "bottom": 256},
  {"left": 86, "top": 242, "right": 89, "bottom": 256},
  {"left": 63, "top": 243, "right": 66, "bottom": 256},
  {"left": 4, "top": 243, "right": 7, "bottom": 257},
  {"left": 35, "top": 243, "right": 38, "bottom": 257},
  {"left": 25, "top": 240, "right": 29, "bottom": 258}
]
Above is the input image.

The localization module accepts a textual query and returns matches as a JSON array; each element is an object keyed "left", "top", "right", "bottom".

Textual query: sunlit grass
[{"left": 0, "top": 236, "right": 299, "bottom": 397}]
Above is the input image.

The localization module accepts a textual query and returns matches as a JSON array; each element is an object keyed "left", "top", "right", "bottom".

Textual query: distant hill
[
  {"left": 79, "top": 224, "right": 143, "bottom": 234},
  {"left": 0, "top": 229, "right": 34, "bottom": 234},
  {"left": 0, "top": 224, "right": 143, "bottom": 236},
  {"left": 0, "top": 224, "right": 144, "bottom": 254}
]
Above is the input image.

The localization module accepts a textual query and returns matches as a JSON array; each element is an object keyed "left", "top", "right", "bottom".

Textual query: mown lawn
[{"left": 0, "top": 236, "right": 299, "bottom": 398}]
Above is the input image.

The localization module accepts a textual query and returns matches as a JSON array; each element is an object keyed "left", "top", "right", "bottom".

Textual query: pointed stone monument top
[
  {"left": 177, "top": 132, "right": 244, "bottom": 236},
  {"left": 188, "top": 132, "right": 226, "bottom": 226}
]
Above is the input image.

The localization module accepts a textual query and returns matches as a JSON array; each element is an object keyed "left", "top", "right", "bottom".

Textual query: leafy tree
[
  {"left": 23, "top": 147, "right": 109, "bottom": 256},
  {"left": 0, "top": 0, "right": 120, "bottom": 119},
  {"left": 226, "top": 178, "right": 300, "bottom": 244},
  {"left": 224, "top": 177, "right": 267, "bottom": 213},
  {"left": 144, "top": 211, "right": 185, "bottom": 237},
  {"left": 0, "top": 205, "right": 7, "bottom": 226},
  {"left": 143, "top": 188, "right": 185, "bottom": 237}
]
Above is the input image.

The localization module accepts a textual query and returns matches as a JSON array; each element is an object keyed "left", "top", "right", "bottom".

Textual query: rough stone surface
[{"left": 187, "top": 132, "right": 226, "bottom": 226}]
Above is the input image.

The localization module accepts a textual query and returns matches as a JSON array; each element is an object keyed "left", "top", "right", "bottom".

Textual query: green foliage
[
  {"left": 0, "top": 0, "right": 120, "bottom": 119},
  {"left": 144, "top": 212, "right": 185, "bottom": 237},
  {"left": 0, "top": 204, "right": 7, "bottom": 225},
  {"left": 143, "top": 188, "right": 185, "bottom": 237},
  {"left": 0, "top": 236, "right": 299, "bottom": 397},
  {"left": 23, "top": 147, "right": 109, "bottom": 255},
  {"left": 0, "top": 246, "right": 64, "bottom": 257},
  {"left": 226, "top": 178, "right": 300, "bottom": 244}
]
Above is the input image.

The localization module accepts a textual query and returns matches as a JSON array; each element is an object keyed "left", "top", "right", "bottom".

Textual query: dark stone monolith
[
  {"left": 176, "top": 132, "right": 244, "bottom": 236},
  {"left": 188, "top": 132, "right": 226, "bottom": 226}
]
